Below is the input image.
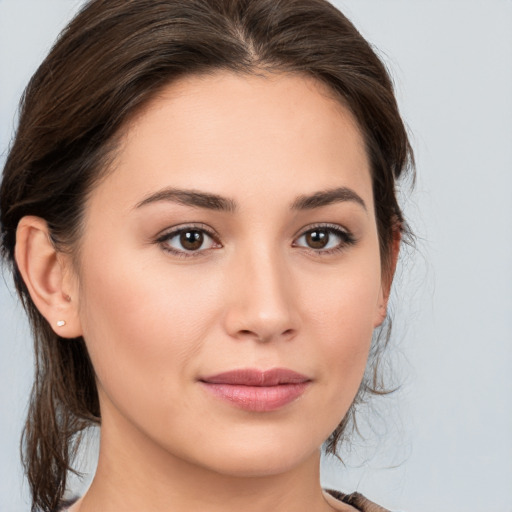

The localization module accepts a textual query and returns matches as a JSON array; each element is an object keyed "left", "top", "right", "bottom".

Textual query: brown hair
[{"left": 0, "top": 0, "right": 414, "bottom": 510}]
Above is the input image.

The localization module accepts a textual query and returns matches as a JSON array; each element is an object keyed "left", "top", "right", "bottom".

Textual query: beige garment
[{"left": 326, "top": 489, "right": 392, "bottom": 512}]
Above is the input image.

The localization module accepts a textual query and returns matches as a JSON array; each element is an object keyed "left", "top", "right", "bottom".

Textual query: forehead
[{"left": 90, "top": 71, "right": 373, "bottom": 214}]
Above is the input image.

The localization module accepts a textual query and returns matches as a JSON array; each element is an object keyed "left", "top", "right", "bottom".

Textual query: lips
[{"left": 199, "top": 368, "right": 311, "bottom": 412}]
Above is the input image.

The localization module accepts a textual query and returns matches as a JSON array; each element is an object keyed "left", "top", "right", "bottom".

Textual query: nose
[{"left": 223, "top": 245, "right": 300, "bottom": 343}]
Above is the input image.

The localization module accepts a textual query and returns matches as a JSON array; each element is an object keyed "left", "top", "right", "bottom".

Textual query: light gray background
[{"left": 1, "top": 1, "right": 511, "bottom": 511}]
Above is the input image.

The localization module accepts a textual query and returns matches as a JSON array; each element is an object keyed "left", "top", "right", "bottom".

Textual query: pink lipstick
[{"left": 199, "top": 368, "right": 311, "bottom": 412}]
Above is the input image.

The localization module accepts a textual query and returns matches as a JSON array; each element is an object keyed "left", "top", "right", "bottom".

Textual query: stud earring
[{"left": 56, "top": 320, "right": 66, "bottom": 327}]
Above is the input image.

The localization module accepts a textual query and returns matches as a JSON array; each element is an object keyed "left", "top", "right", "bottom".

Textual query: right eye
[{"left": 157, "top": 226, "right": 221, "bottom": 257}]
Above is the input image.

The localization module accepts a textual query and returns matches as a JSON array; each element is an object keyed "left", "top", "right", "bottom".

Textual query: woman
[{"left": 0, "top": 0, "right": 414, "bottom": 511}]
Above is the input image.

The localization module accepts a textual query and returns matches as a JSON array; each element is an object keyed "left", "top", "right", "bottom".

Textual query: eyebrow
[
  {"left": 135, "top": 188, "right": 237, "bottom": 212},
  {"left": 135, "top": 186, "right": 366, "bottom": 212},
  {"left": 291, "top": 187, "right": 366, "bottom": 211}
]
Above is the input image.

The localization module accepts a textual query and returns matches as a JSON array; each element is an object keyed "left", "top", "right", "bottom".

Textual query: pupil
[
  {"left": 180, "top": 230, "right": 203, "bottom": 250},
  {"left": 307, "top": 229, "right": 328, "bottom": 249}
]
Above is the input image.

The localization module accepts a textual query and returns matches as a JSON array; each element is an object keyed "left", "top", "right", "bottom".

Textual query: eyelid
[
  {"left": 292, "top": 222, "right": 353, "bottom": 241},
  {"left": 155, "top": 222, "right": 219, "bottom": 241}
]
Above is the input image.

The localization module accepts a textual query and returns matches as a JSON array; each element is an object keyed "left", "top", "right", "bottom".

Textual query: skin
[{"left": 15, "top": 71, "right": 398, "bottom": 512}]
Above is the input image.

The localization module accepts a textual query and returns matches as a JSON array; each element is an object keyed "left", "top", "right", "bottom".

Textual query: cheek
[
  {"left": 303, "top": 258, "right": 381, "bottom": 344},
  {"left": 298, "top": 259, "right": 381, "bottom": 404},
  {"left": 76, "top": 248, "right": 221, "bottom": 405}
]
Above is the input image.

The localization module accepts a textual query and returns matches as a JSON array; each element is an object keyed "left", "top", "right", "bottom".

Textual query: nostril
[{"left": 235, "top": 328, "right": 296, "bottom": 343}]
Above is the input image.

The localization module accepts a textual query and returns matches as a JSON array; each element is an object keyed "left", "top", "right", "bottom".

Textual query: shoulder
[{"left": 325, "top": 489, "right": 393, "bottom": 512}]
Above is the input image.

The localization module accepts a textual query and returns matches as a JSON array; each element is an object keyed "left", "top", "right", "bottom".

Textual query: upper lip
[{"left": 200, "top": 368, "right": 310, "bottom": 386}]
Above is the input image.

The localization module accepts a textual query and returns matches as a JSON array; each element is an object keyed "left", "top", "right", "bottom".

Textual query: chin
[{"left": 186, "top": 431, "right": 322, "bottom": 478}]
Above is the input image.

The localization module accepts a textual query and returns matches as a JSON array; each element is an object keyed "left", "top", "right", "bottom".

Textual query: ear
[
  {"left": 374, "top": 226, "right": 402, "bottom": 328},
  {"left": 14, "top": 216, "right": 83, "bottom": 338}
]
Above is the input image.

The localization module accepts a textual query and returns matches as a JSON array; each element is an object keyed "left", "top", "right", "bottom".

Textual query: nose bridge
[{"left": 225, "top": 237, "right": 298, "bottom": 342}]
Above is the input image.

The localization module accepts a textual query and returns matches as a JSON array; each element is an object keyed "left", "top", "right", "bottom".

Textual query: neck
[{"left": 75, "top": 407, "right": 337, "bottom": 512}]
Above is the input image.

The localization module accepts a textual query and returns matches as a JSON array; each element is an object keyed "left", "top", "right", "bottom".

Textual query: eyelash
[{"left": 155, "top": 223, "right": 357, "bottom": 259}]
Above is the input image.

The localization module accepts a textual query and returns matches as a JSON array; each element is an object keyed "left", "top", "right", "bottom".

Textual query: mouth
[{"left": 199, "top": 368, "right": 311, "bottom": 412}]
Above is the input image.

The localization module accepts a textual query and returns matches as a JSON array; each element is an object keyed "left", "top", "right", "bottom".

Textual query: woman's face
[{"left": 72, "top": 71, "right": 387, "bottom": 476}]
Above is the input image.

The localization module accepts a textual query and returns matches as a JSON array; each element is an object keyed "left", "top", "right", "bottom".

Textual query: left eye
[
  {"left": 160, "top": 228, "right": 219, "bottom": 253},
  {"left": 294, "top": 226, "right": 353, "bottom": 251}
]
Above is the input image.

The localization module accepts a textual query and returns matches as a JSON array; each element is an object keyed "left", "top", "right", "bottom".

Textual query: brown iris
[
  {"left": 305, "top": 229, "right": 329, "bottom": 249},
  {"left": 180, "top": 230, "right": 204, "bottom": 250}
]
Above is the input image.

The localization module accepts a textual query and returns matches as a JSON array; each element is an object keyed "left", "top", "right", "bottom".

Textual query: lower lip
[{"left": 200, "top": 382, "right": 310, "bottom": 412}]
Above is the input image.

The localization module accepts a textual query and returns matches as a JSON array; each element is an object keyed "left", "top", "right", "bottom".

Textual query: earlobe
[{"left": 15, "top": 216, "right": 82, "bottom": 338}]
